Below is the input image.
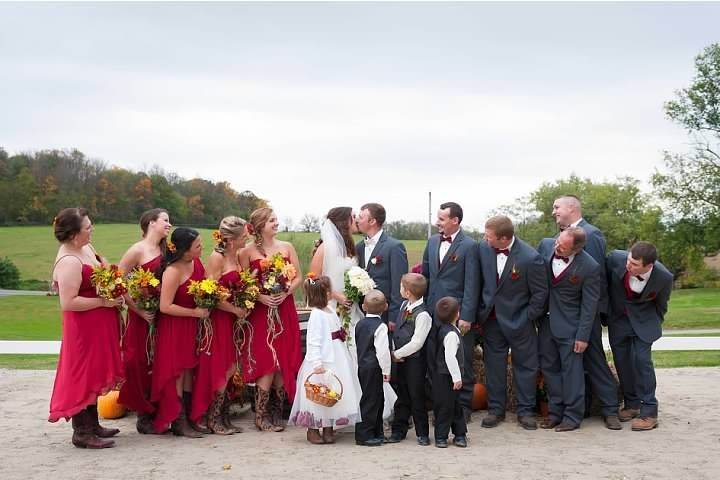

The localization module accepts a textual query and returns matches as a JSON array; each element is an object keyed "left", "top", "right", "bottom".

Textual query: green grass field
[{"left": 662, "top": 288, "right": 720, "bottom": 329}]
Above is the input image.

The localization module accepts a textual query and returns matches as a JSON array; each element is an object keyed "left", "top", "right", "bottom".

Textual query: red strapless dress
[
  {"left": 190, "top": 269, "right": 239, "bottom": 422},
  {"left": 150, "top": 258, "right": 204, "bottom": 432},
  {"left": 48, "top": 264, "right": 124, "bottom": 422},
  {"left": 118, "top": 255, "right": 162, "bottom": 415},
  {"left": 241, "top": 258, "right": 302, "bottom": 401}
]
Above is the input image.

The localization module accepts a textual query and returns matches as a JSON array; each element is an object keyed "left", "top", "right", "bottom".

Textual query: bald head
[
  {"left": 363, "top": 289, "right": 388, "bottom": 315},
  {"left": 552, "top": 195, "right": 582, "bottom": 229}
]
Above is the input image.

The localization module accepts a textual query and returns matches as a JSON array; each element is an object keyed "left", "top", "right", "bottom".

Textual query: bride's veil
[{"left": 320, "top": 218, "right": 348, "bottom": 295}]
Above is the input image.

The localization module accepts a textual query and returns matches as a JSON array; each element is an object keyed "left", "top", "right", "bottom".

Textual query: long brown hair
[
  {"left": 326, "top": 206, "right": 356, "bottom": 258},
  {"left": 139, "top": 208, "right": 168, "bottom": 256},
  {"left": 248, "top": 207, "right": 274, "bottom": 257}
]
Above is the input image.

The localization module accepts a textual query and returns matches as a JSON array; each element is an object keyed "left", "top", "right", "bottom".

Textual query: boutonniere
[
  {"left": 569, "top": 273, "right": 580, "bottom": 285},
  {"left": 647, "top": 291, "right": 657, "bottom": 300},
  {"left": 370, "top": 255, "right": 383, "bottom": 265},
  {"left": 404, "top": 308, "right": 414, "bottom": 324},
  {"left": 449, "top": 254, "right": 458, "bottom": 263},
  {"left": 510, "top": 264, "right": 520, "bottom": 281}
]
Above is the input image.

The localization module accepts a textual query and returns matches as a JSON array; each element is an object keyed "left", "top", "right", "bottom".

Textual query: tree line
[{"left": 0, "top": 149, "right": 267, "bottom": 226}]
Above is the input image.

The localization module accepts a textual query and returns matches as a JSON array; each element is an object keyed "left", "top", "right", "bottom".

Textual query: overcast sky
[{"left": 1, "top": 2, "right": 718, "bottom": 229}]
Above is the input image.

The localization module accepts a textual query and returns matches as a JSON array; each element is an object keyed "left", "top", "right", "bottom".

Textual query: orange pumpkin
[
  {"left": 97, "top": 390, "right": 126, "bottom": 419},
  {"left": 471, "top": 383, "right": 488, "bottom": 411}
]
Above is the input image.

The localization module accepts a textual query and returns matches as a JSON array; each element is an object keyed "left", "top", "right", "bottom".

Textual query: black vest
[
  {"left": 436, "top": 323, "right": 464, "bottom": 377},
  {"left": 392, "top": 301, "right": 429, "bottom": 359},
  {"left": 355, "top": 315, "right": 384, "bottom": 372}
]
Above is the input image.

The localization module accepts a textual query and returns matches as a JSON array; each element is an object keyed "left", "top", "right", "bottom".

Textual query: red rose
[
  {"left": 450, "top": 254, "right": 458, "bottom": 262},
  {"left": 371, "top": 255, "right": 383, "bottom": 265},
  {"left": 569, "top": 273, "right": 580, "bottom": 285}
]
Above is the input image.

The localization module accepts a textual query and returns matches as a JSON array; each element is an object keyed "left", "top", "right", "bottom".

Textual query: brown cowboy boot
[
  {"left": 207, "top": 391, "right": 233, "bottom": 435},
  {"left": 254, "top": 387, "right": 275, "bottom": 432},
  {"left": 322, "top": 427, "right": 335, "bottom": 444},
  {"left": 307, "top": 428, "right": 325, "bottom": 444},
  {"left": 221, "top": 390, "right": 243, "bottom": 433},
  {"left": 171, "top": 397, "right": 203, "bottom": 438},
  {"left": 269, "top": 386, "right": 286, "bottom": 432},
  {"left": 183, "top": 391, "right": 211, "bottom": 434},
  {"left": 71, "top": 410, "right": 115, "bottom": 449},
  {"left": 86, "top": 404, "right": 120, "bottom": 438}
]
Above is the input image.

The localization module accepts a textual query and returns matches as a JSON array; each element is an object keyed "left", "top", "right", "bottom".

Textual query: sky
[{"left": 1, "top": 1, "right": 719, "bottom": 229}]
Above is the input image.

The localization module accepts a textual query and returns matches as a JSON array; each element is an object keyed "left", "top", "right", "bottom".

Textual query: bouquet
[
  {"left": 256, "top": 253, "right": 297, "bottom": 366},
  {"left": 336, "top": 266, "right": 376, "bottom": 344},
  {"left": 226, "top": 268, "right": 260, "bottom": 373},
  {"left": 187, "top": 279, "right": 230, "bottom": 355},
  {"left": 90, "top": 264, "right": 128, "bottom": 347},
  {"left": 126, "top": 267, "right": 161, "bottom": 364}
]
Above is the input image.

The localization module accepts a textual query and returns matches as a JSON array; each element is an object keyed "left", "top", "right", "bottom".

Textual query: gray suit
[
  {"left": 477, "top": 238, "right": 548, "bottom": 417},
  {"left": 606, "top": 250, "right": 673, "bottom": 417},
  {"left": 557, "top": 220, "right": 618, "bottom": 417},
  {"left": 422, "top": 229, "right": 480, "bottom": 414},
  {"left": 538, "top": 238, "right": 601, "bottom": 426},
  {"left": 356, "top": 231, "right": 408, "bottom": 325}
]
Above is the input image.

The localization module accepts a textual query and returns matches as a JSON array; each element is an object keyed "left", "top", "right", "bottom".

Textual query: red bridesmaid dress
[
  {"left": 49, "top": 262, "right": 124, "bottom": 422},
  {"left": 150, "top": 258, "right": 204, "bottom": 432}
]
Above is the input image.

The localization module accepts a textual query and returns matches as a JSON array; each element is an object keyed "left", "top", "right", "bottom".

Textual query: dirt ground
[{"left": 0, "top": 367, "right": 718, "bottom": 480}]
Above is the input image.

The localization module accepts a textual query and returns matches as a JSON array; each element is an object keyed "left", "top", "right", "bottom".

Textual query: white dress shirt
[
  {"left": 443, "top": 326, "right": 462, "bottom": 383},
  {"left": 439, "top": 229, "right": 460, "bottom": 264},
  {"left": 569, "top": 218, "right": 584, "bottom": 228},
  {"left": 393, "top": 298, "right": 432, "bottom": 359},
  {"left": 367, "top": 313, "right": 391, "bottom": 376},
  {"left": 628, "top": 268, "right": 652, "bottom": 294},
  {"left": 552, "top": 253, "right": 575, "bottom": 278},
  {"left": 496, "top": 236, "right": 516, "bottom": 277},
  {"left": 364, "top": 229, "right": 384, "bottom": 268}
]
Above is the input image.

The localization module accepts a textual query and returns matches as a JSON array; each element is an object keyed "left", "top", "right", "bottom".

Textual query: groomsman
[
  {"left": 356, "top": 203, "right": 409, "bottom": 326},
  {"left": 537, "top": 227, "right": 601, "bottom": 431},
  {"left": 606, "top": 242, "right": 673, "bottom": 431},
  {"left": 422, "top": 202, "right": 480, "bottom": 420},
  {"left": 552, "top": 195, "right": 621, "bottom": 429},
  {"left": 477, "top": 216, "right": 548, "bottom": 430}
]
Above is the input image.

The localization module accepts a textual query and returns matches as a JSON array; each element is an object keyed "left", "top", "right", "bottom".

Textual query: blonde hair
[
  {"left": 401, "top": 273, "right": 427, "bottom": 299},
  {"left": 248, "top": 207, "right": 274, "bottom": 257},
  {"left": 215, "top": 215, "right": 247, "bottom": 254}
]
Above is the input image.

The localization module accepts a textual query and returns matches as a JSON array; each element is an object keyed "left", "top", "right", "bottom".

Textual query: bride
[{"left": 309, "top": 207, "right": 365, "bottom": 365}]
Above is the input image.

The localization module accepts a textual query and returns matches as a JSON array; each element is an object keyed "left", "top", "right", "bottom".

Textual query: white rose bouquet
[{"left": 337, "top": 266, "right": 376, "bottom": 344}]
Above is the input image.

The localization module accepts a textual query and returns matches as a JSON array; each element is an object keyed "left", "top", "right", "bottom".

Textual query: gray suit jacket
[
  {"left": 606, "top": 250, "right": 673, "bottom": 343},
  {"left": 477, "top": 238, "right": 548, "bottom": 336},
  {"left": 422, "top": 229, "right": 480, "bottom": 322},
  {"left": 538, "top": 238, "right": 601, "bottom": 342},
  {"left": 356, "top": 231, "right": 408, "bottom": 324}
]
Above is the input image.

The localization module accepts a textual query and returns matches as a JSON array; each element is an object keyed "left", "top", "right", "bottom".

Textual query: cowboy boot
[
  {"left": 307, "top": 428, "right": 325, "bottom": 444},
  {"left": 269, "top": 386, "right": 286, "bottom": 432},
  {"left": 322, "top": 427, "right": 336, "bottom": 444},
  {"left": 171, "top": 397, "right": 203, "bottom": 439},
  {"left": 183, "top": 391, "right": 211, "bottom": 434},
  {"left": 207, "top": 391, "right": 233, "bottom": 435},
  {"left": 86, "top": 404, "right": 120, "bottom": 438},
  {"left": 254, "top": 387, "right": 275, "bottom": 432},
  {"left": 71, "top": 410, "right": 115, "bottom": 449},
  {"left": 221, "top": 390, "right": 243, "bottom": 434},
  {"left": 136, "top": 413, "right": 156, "bottom": 434}
]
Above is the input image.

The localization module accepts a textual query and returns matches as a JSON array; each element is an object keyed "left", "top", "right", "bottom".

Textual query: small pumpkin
[
  {"left": 97, "top": 389, "right": 126, "bottom": 419},
  {"left": 471, "top": 383, "right": 488, "bottom": 411}
]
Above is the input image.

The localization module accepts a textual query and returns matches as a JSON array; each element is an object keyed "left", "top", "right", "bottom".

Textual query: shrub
[{"left": 0, "top": 257, "right": 21, "bottom": 289}]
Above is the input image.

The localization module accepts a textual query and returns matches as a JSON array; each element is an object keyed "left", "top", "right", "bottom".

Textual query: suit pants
[
  {"left": 356, "top": 367, "right": 384, "bottom": 442},
  {"left": 391, "top": 356, "right": 429, "bottom": 437},
  {"left": 538, "top": 320, "right": 585, "bottom": 426},
  {"left": 432, "top": 373, "right": 467, "bottom": 441},
  {"left": 583, "top": 316, "right": 619, "bottom": 417},
  {"left": 484, "top": 317, "right": 538, "bottom": 417},
  {"left": 609, "top": 318, "right": 658, "bottom": 417}
]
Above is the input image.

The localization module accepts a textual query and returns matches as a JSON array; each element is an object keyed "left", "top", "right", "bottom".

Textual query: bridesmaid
[
  {"left": 239, "top": 207, "right": 302, "bottom": 432},
  {"left": 191, "top": 216, "right": 249, "bottom": 434},
  {"left": 49, "top": 208, "right": 124, "bottom": 449},
  {"left": 150, "top": 227, "right": 207, "bottom": 437},
  {"left": 117, "top": 208, "right": 171, "bottom": 434}
]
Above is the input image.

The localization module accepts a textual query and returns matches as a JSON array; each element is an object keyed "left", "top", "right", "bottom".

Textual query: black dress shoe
[
  {"left": 604, "top": 415, "right": 622, "bottom": 430},
  {"left": 384, "top": 433, "right": 404, "bottom": 443},
  {"left": 481, "top": 414, "right": 506, "bottom": 428},
  {"left": 554, "top": 422, "right": 579, "bottom": 432},
  {"left": 518, "top": 415, "right": 538, "bottom": 431},
  {"left": 356, "top": 438, "right": 383, "bottom": 447},
  {"left": 540, "top": 418, "right": 560, "bottom": 429},
  {"left": 453, "top": 436, "right": 467, "bottom": 448},
  {"left": 435, "top": 439, "right": 448, "bottom": 448},
  {"left": 417, "top": 436, "right": 430, "bottom": 446}
]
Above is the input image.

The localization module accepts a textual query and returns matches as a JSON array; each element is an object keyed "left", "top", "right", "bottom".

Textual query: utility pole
[{"left": 427, "top": 191, "right": 432, "bottom": 239}]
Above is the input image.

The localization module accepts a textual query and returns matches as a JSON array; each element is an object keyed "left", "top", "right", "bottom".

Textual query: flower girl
[{"left": 288, "top": 274, "right": 362, "bottom": 444}]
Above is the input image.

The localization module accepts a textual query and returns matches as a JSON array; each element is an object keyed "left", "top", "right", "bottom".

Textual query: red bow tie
[
  {"left": 554, "top": 254, "right": 570, "bottom": 264},
  {"left": 440, "top": 235, "right": 453, "bottom": 243},
  {"left": 494, "top": 248, "right": 510, "bottom": 256}
]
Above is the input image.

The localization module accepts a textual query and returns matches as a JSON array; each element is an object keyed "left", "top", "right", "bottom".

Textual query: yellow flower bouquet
[{"left": 187, "top": 278, "right": 230, "bottom": 355}]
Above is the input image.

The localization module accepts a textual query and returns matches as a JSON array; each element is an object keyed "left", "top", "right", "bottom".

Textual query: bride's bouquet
[
  {"left": 187, "top": 278, "right": 230, "bottom": 355},
  {"left": 337, "top": 266, "right": 376, "bottom": 344}
]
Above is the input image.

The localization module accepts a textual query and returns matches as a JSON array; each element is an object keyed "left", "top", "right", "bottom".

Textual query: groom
[{"left": 356, "top": 203, "right": 409, "bottom": 327}]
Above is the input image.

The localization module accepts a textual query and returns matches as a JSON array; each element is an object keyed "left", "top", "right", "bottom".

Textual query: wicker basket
[{"left": 304, "top": 371, "right": 344, "bottom": 407}]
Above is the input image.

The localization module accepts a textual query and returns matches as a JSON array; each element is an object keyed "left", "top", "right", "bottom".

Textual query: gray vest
[
  {"left": 436, "top": 323, "right": 464, "bottom": 377},
  {"left": 393, "top": 302, "right": 428, "bottom": 359}
]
